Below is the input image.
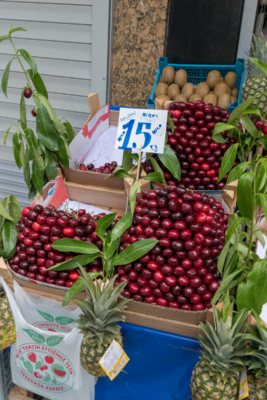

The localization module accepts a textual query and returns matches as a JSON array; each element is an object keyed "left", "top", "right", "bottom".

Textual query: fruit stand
[{"left": 2, "top": 21, "right": 267, "bottom": 400}]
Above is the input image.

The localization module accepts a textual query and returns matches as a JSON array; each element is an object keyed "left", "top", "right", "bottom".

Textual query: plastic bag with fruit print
[{"left": 0, "top": 278, "right": 96, "bottom": 400}]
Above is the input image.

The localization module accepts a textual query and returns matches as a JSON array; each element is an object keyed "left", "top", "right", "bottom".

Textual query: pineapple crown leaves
[
  {"left": 246, "top": 32, "right": 267, "bottom": 79},
  {"left": 245, "top": 310, "right": 267, "bottom": 377}
]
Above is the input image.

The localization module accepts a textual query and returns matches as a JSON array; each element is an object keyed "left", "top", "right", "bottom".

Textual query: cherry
[
  {"left": 156, "top": 298, "right": 168, "bottom": 307},
  {"left": 202, "top": 291, "right": 213, "bottom": 301},
  {"left": 183, "top": 286, "right": 195, "bottom": 298},
  {"left": 63, "top": 227, "right": 74, "bottom": 237},
  {"left": 208, "top": 280, "right": 220, "bottom": 292},
  {"left": 24, "top": 87, "right": 32, "bottom": 98},
  {"left": 177, "top": 275, "right": 189, "bottom": 286}
]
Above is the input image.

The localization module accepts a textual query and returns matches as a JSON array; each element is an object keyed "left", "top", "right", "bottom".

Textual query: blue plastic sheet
[{"left": 95, "top": 323, "right": 200, "bottom": 400}]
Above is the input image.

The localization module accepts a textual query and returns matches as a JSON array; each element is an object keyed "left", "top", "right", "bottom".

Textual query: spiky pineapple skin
[
  {"left": 191, "top": 361, "right": 239, "bottom": 400},
  {"left": 242, "top": 78, "right": 267, "bottom": 115},
  {"left": 0, "top": 288, "right": 16, "bottom": 349},
  {"left": 246, "top": 374, "right": 267, "bottom": 400},
  {"left": 80, "top": 333, "right": 122, "bottom": 377}
]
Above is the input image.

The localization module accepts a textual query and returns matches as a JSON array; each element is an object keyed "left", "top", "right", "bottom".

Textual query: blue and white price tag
[{"left": 115, "top": 108, "right": 167, "bottom": 154}]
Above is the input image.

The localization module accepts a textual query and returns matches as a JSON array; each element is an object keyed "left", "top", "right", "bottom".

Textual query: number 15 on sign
[{"left": 115, "top": 108, "right": 168, "bottom": 154}]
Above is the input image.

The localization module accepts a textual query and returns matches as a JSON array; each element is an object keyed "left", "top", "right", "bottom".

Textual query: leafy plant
[
  {"left": 48, "top": 211, "right": 158, "bottom": 305},
  {"left": 0, "top": 195, "right": 21, "bottom": 259},
  {"left": 0, "top": 26, "right": 75, "bottom": 198}
]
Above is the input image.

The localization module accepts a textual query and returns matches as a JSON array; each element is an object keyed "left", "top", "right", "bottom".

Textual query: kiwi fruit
[
  {"left": 218, "top": 93, "right": 231, "bottom": 110},
  {"left": 225, "top": 72, "right": 237, "bottom": 89},
  {"left": 230, "top": 96, "right": 238, "bottom": 103},
  {"left": 182, "top": 83, "right": 195, "bottom": 98},
  {"left": 189, "top": 94, "right": 202, "bottom": 102},
  {"left": 158, "top": 77, "right": 164, "bottom": 83},
  {"left": 175, "top": 69, "right": 187, "bottom": 88},
  {"left": 204, "top": 94, "right": 217, "bottom": 106},
  {"left": 214, "top": 82, "right": 231, "bottom": 97},
  {"left": 168, "top": 84, "right": 180, "bottom": 100},
  {"left": 155, "top": 83, "right": 168, "bottom": 97},
  {"left": 174, "top": 94, "right": 187, "bottom": 103},
  {"left": 207, "top": 70, "right": 222, "bottom": 89},
  {"left": 231, "top": 88, "right": 239, "bottom": 98},
  {"left": 195, "top": 82, "right": 210, "bottom": 98},
  {"left": 162, "top": 66, "right": 175, "bottom": 85},
  {"left": 210, "top": 91, "right": 214, "bottom": 94}
]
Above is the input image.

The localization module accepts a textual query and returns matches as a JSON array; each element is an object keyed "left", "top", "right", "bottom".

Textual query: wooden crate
[{"left": 9, "top": 386, "right": 33, "bottom": 400}]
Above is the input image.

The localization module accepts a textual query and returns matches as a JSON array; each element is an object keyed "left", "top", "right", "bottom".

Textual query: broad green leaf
[
  {"left": 249, "top": 58, "right": 267, "bottom": 76},
  {"left": 158, "top": 144, "right": 181, "bottom": 181},
  {"left": 218, "top": 144, "right": 239, "bottom": 183},
  {"left": 242, "top": 106, "right": 261, "bottom": 117},
  {"left": 62, "top": 272, "right": 99, "bottom": 306},
  {"left": 51, "top": 238, "right": 100, "bottom": 254},
  {"left": 96, "top": 213, "right": 116, "bottom": 240},
  {"left": 110, "top": 211, "right": 133, "bottom": 242},
  {"left": 259, "top": 194, "right": 267, "bottom": 222},
  {"left": 0, "top": 37, "right": 8, "bottom": 43},
  {"left": 112, "top": 167, "right": 131, "bottom": 179},
  {"left": 228, "top": 93, "right": 260, "bottom": 124},
  {"left": 256, "top": 163, "right": 267, "bottom": 193},
  {"left": 28, "top": 69, "right": 48, "bottom": 99},
  {"left": 35, "top": 93, "right": 65, "bottom": 135},
  {"left": 212, "top": 270, "right": 242, "bottom": 304},
  {"left": 244, "top": 219, "right": 265, "bottom": 247},
  {"left": 129, "top": 180, "right": 141, "bottom": 214},
  {"left": 9, "top": 27, "right": 27, "bottom": 35},
  {"left": 1, "top": 57, "right": 15, "bottom": 97},
  {"left": 28, "top": 179, "right": 37, "bottom": 199},
  {"left": 3, "top": 125, "right": 13, "bottom": 145},
  {"left": 18, "top": 49, "right": 37, "bottom": 74},
  {"left": 167, "top": 114, "right": 175, "bottom": 134},
  {"left": 226, "top": 162, "right": 250, "bottom": 185},
  {"left": 122, "top": 150, "right": 133, "bottom": 171},
  {"left": 256, "top": 136, "right": 267, "bottom": 150},
  {"left": 25, "top": 128, "right": 37, "bottom": 149},
  {"left": 57, "top": 136, "right": 69, "bottom": 169},
  {"left": 112, "top": 239, "right": 158, "bottom": 266},
  {"left": 236, "top": 283, "right": 247, "bottom": 312},
  {"left": 149, "top": 156, "right": 167, "bottom": 187},
  {"left": 45, "top": 149, "right": 57, "bottom": 179},
  {"left": 8, "top": 195, "right": 21, "bottom": 223},
  {"left": 31, "top": 146, "right": 44, "bottom": 169},
  {"left": 213, "top": 123, "right": 235, "bottom": 142},
  {"left": 48, "top": 254, "right": 99, "bottom": 271},
  {"left": 144, "top": 172, "right": 162, "bottom": 182},
  {"left": 2, "top": 220, "right": 18, "bottom": 255},
  {"left": 36, "top": 103, "right": 58, "bottom": 151},
  {"left": 20, "top": 89, "right": 27, "bottom": 128},
  {"left": 62, "top": 120, "right": 75, "bottom": 144},
  {"left": 237, "top": 172, "right": 254, "bottom": 220},
  {"left": 19, "top": 141, "right": 25, "bottom": 167},
  {"left": 241, "top": 114, "right": 258, "bottom": 137},
  {"left": 32, "top": 160, "right": 44, "bottom": 195},
  {"left": 0, "top": 200, "right": 13, "bottom": 221},
  {"left": 12, "top": 133, "right": 22, "bottom": 168},
  {"left": 23, "top": 145, "right": 31, "bottom": 190}
]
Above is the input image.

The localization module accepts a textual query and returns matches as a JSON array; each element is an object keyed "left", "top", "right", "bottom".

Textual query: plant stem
[
  {"left": 244, "top": 163, "right": 257, "bottom": 265},
  {"left": 9, "top": 37, "right": 34, "bottom": 93}
]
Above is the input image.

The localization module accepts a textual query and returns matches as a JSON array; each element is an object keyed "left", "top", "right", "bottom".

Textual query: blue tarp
[{"left": 95, "top": 323, "right": 200, "bottom": 400}]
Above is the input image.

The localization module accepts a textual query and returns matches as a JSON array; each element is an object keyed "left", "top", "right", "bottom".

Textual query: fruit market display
[
  {"left": 155, "top": 66, "right": 239, "bottom": 109},
  {"left": 10, "top": 204, "right": 121, "bottom": 287},
  {"left": 0, "top": 283, "right": 16, "bottom": 350},
  {"left": 143, "top": 101, "right": 238, "bottom": 190},
  {"left": 77, "top": 161, "right": 118, "bottom": 174},
  {"left": 116, "top": 187, "right": 228, "bottom": 310}
]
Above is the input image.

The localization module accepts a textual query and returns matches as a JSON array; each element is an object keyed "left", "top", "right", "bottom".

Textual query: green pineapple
[
  {"left": 75, "top": 268, "right": 129, "bottom": 377},
  {"left": 191, "top": 293, "right": 250, "bottom": 400},
  {"left": 0, "top": 283, "right": 16, "bottom": 349},
  {"left": 242, "top": 32, "right": 267, "bottom": 115}
]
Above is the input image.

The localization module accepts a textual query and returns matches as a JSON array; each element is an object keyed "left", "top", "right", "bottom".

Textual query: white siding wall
[{"left": 0, "top": 0, "right": 109, "bottom": 208}]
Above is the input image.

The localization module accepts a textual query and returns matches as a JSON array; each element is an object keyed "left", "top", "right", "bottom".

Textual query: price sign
[{"left": 115, "top": 108, "right": 167, "bottom": 154}]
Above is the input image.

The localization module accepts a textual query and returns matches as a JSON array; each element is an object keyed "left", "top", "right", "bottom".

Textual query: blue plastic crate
[{"left": 147, "top": 57, "right": 245, "bottom": 112}]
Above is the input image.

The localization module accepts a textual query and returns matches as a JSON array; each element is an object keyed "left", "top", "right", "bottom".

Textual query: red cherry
[
  {"left": 24, "top": 87, "right": 32, "bottom": 98},
  {"left": 156, "top": 297, "right": 168, "bottom": 307}
]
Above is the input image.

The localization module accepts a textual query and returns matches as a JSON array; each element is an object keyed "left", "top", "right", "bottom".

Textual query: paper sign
[
  {"left": 99, "top": 340, "right": 129, "bottom": 381},
  {"left": 115, "top": 108, "right": 167, "bottom": 154},
  {"left": 31, "top": 176, "right": 69, "bottom": 208},
  {"left": 239, "top": 369, "right": 249, "bottom": 399},
  {"left": 69, "top": 105, "right": 110, "bottom": 169}
]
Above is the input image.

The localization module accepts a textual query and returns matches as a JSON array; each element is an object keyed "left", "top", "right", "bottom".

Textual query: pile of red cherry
[
  {"left": 78, "top": 161, "right": 118, "bottom": 174},
  {"left": 116, "top": 186, "right": 227, "bottom": 311},
  {"left": 10, "top": 205, "right": 120, "bottom": 288},
  {"left": 143, "top": 101, "right": 239, "bottom": 190}
]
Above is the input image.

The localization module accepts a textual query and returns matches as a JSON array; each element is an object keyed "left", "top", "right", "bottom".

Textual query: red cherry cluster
[
  {"left": 78, "top": 161, "right": 118, "bottom": 174},
  {"left": 143, "top": 101, "right": 239, "bottom": 190},
  {"left": 10, "top": 205, "right": 120, "bottom": 288},
  {"left": 255, "top": 120, "right": 267, "bottom": 135},
  {"left": 116, "top": 187, "right": 228, "bottom": 311}
]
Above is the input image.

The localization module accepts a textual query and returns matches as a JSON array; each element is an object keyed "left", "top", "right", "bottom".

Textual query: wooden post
[{"left": 136, "top": 145, "right": 142, "bottom": 183}]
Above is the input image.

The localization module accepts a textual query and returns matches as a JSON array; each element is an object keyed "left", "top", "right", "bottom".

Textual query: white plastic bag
[
  {"left": 14, "top": 280, "right": 80, "bottom": 333},
  {"left": 0, "top": 278, "right": 96, "bottom": 400}
]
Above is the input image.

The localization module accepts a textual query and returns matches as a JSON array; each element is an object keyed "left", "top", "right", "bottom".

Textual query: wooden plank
[
  {"left": 9, "top": 387, "right": 30, "bottom": 400},
  {"left": 15, "top": 386, "right": 33, "bottom": 399}
]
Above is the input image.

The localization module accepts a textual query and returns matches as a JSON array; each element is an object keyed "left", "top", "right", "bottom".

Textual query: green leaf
[
  {"left": 0, "top": 37, "right": 8, "bottom": 43},
  {"left": 57, "top": 136, "right": 69, "bottom": 169},
  {"left": 112, "top": 239, "right": 158, "bottom": 266},
  {"left": 225, "top": 216, "right": 245, "bottom": 243},
  {"left": 18, "top": 49, "right": 37, "bottom": 74},
  {"left": 2, "top": 220, "right": 18, "bottom": 255},
  {"left": 31, "top": 146, "right": 44, "bottom": 169},
  {"left": 129, "top": 180, "right": 141, "bottom": 214},
  {"left": 63, "top": 278, "right": 84, "bottom": 306},
  {"left": 237, "top": 172, "right": 254, "bottom": 220},
  {"left": 0, "top": 201, "right": 13, "bottom": 221},
  {"left": 1, "top": 57, "right": 15, "bottom": 97},
  {"left": 96, "top": 213, "right": 116, "bottom": 240},
  {"left": 19, "top": 88, "right": 27, "bottom": 128},
  {"left": 28, "top": 180, "right": 37, "bottom": 199},
  {"left": 12, "top": 133, "right": 22, "bottom": 169},
  {"left": 226, "top": 162, "right": 250, "bottom": 185},
  {"left": 19, "top": 141, "right": 25, "bottom": 167},
  {"left": 25, "top": 128, "right": 37, "bottom": 149},
  {"left": 35, "top": 93, "right": 65, "bottom": 135},
  {"left": 218, "top": 144, "right": 239, "bottom": 183},
  {"left": 241, "top": 114, "right": 258, "bottom": 137},
  {"left": 143, "top": 172, "right": 162, "bottom": 182},
  {"left": 249, "top": 58, "right": 267, "bottom": 77},
  {"left": 51, "top": 239, "right": 100, "bottom": 254},
  {"left": 158, "top": 144, "right": 181, "bottom": 181},
  {"left": 32, "top": 160, "right": 44, "bottom": 195},
  {"left": 3, "top": 125, "right": 13, "bottom": 146},
  {"left": 213, "top": 123, "right": 235, "bottom": 142},
  {"left": 110, "top": 211, "right": 133, "bottom": 242},
  {"left": 62, "top": 120, "right": 75, "bottom": 145},
  {"left": 244, "top": 219, "right": 265, "bottom": 247},
  {"left": 122, "top": 150, "right": 132, "bottom": 171},
  {"left": 23, "top": 145, "right": 31, "bottom": 190},
  {"left": 45, "top": 149, "right": 57, "bottom": 179},
  {"left": 9, "top": 27, "right": 27, "bottom": 35},
  {"left": 228, "top": 93, "right": 260, "bottom": 124},
  {"left": 242, "top": 106, "right": 262, "bottom": 117},
  {"left": 149, "top": 156, "right": 167, "bottom": 187},
  {"left": 36, "top": 103, "right": 58, "bottom": 151},
  {"left": 112, "top": 167, "right": 131, "bottom": 179},
  {"left": 256, "top": 163, "right": 266, "bottom": 193},
  {"left": 28, "top": 69, "right": 48, "bottom": 99},
  {"left": 48, "top": 254, "right": 99, "bottom": 271},
  {"left": 259, "top": 194, "right": 267, "bottom": 222},
  {"left": 167, "top": 114, "right": 175, "bottom": 134},
  {"left": 8, "top": 195, "right": 21, "bottom": 223},
  {"left": 212, "top": 270, "right": 242, "bottom": 304},
  {"left": 256, "top": 136, "right": 267, "bottom": 150}
]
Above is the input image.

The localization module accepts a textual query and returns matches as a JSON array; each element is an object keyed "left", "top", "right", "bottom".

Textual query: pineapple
[
  {"left": 245, "top": 313, "right": 267, "bottom": 399},
  {"left": 242, "top": 32, "right": 267, "bottom": 115},
  {"left": 75, "top": 268, "right": 129, "bottom": 377},
  {"left": 0, "top": 283, "right": 16, "bottom": 349},
  {"left": 191, "top": 293, "right": 250, "bottom": 400}
]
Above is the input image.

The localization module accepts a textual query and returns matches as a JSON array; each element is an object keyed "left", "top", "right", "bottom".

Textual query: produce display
[
  {"left": 143, "top": 100, "right": 238, "bottom": 190},
  {"left": 155, "top": 66, "right": 239, "bottom": 110},
  {"left": 116, "top": 187, "right": 228, "bottom": 310},
  {"left": 77, "top": 161, "right": 118, "bottom": 174},
  {"left": 10, "top": 205, "right": 120, "bottom": 286}
]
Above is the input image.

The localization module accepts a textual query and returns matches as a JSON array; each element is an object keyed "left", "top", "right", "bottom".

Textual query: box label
[
  {"left": 99, "top": 340, "right": 129, "bottom": 381},
  {"left": 239, "top": 369, "right": 249, "bottom": 399}
]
